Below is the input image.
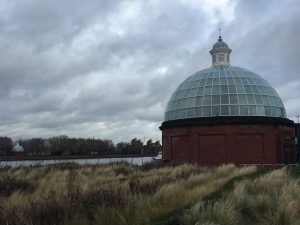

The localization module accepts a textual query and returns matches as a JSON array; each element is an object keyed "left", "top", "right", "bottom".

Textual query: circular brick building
[{"left": 160, "top": 36, "right": 296, "bottom": 166}]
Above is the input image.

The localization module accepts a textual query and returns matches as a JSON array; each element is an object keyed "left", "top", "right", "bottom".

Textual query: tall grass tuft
[{"left": 181, "top": 167, "right": 300, "bottom": 225}]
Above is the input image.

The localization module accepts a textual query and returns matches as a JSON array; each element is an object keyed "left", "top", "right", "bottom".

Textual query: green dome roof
[
  {"left": 164, "top": 65, "right": 286, "bottom": 121},
  {"left": 212, "top": 36, "right": 229, "bottom": 49}
]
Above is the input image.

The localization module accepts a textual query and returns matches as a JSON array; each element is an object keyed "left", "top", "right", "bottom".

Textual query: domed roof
[
  {"left": 213, "top": 36, "right": 229, "bottom": 49},
  {"left": 12, "top": 143, "right": 24, "bottom": 152},
  {"left": 164, "top": 65, "right": 286, "bottom": 121}
]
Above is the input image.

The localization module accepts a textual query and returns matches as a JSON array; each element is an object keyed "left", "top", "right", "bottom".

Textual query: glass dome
[
  {"left": 164, "top": 65, "right": 286, "bottom": 121},
  {"left": 12, "top": 143, "right": 24, "bottom": 152}
]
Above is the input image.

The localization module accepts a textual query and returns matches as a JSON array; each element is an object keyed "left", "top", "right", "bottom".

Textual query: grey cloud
[{"left": 0, "top": 0, "right": 119, "bottom": 49}]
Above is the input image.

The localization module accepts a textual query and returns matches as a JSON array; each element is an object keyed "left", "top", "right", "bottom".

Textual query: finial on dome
[{"left": 218, "top": 27, "right": 222, "bottom": 41}]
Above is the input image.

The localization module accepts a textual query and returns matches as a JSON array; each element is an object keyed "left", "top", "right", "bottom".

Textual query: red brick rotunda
[{"left": 160, "top": 35, "right": 296, "bottom": 166}]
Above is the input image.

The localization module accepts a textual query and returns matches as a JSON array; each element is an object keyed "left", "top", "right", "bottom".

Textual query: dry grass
[
  {"left": 8, "top": 163, "right": 296, "bottom": 225},
  {"left": 181, "top": 167, "right": 300, "bottom": 225},
  {"left": 0, "top": 162, "right": 259, "bottom": 225}
]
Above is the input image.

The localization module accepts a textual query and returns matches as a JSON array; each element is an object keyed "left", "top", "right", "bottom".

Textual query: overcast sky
[{"left": 0, "top": 0, "right": 299, "bottom": 143}]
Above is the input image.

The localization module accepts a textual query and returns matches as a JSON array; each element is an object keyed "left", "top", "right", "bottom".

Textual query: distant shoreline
[{"left": 0, "top": 153, "right": 156, "bottom": 162}]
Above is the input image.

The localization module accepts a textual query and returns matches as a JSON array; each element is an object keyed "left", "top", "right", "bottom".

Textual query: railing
[
  {"left": 240, "top": 163, "right": 298, "bottom": 167},
  {"left": 0, "top": 156, "right": 154, "bottom": 168}
]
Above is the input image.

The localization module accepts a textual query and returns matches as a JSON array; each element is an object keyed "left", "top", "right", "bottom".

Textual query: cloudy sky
[{"left": 0, "top": 0, "right": 299, "bottom": 142}]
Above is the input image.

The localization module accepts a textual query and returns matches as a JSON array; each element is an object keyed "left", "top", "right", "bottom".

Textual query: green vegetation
[{"left": 0, "top": 163, "right": 299, "bottom": 225}]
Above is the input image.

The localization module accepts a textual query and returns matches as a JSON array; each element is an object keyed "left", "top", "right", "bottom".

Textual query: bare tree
[{"left": 0, "top": 137, "right": 13, "bottom": 155}]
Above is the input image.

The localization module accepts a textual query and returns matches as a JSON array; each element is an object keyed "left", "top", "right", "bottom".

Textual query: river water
[{"left": 0, "top": 156, "right": 154, "bottom": 167}]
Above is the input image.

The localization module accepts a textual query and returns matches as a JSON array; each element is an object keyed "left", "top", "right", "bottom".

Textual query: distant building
[
  {"left": 12, "top": 142, "right": 25, "bottom": 156},
  {"left": 160, "top": 35, "right": 296, "bottom": 165}
]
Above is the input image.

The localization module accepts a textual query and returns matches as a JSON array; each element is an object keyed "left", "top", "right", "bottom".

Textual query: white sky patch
[
  {"left": 95, "top": 122, "right": 108, "bottom": 130},
  {"left": 150, "top": 66, "right": 169, "bottom": 79},
  {"left": 93, "top": 120, "right": 162, "bottom": 143},
  {"left": 71, "top": 1, "right": 144, "bottom": 52},
  {"left": 118, "top": 1, "right": 142, "bottom": 20},
  {"left": 71, "top": 22, "right": 106, "bottom": 51}
]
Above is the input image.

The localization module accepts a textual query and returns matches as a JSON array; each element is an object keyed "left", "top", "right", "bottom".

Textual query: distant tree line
[{"left": 0, "top": 136, "right": 161, "bottom": 156}]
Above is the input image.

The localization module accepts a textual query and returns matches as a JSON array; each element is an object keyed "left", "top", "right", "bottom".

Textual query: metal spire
[{"left": 218, "top": 27, "right": 222, "bottom": 41}]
